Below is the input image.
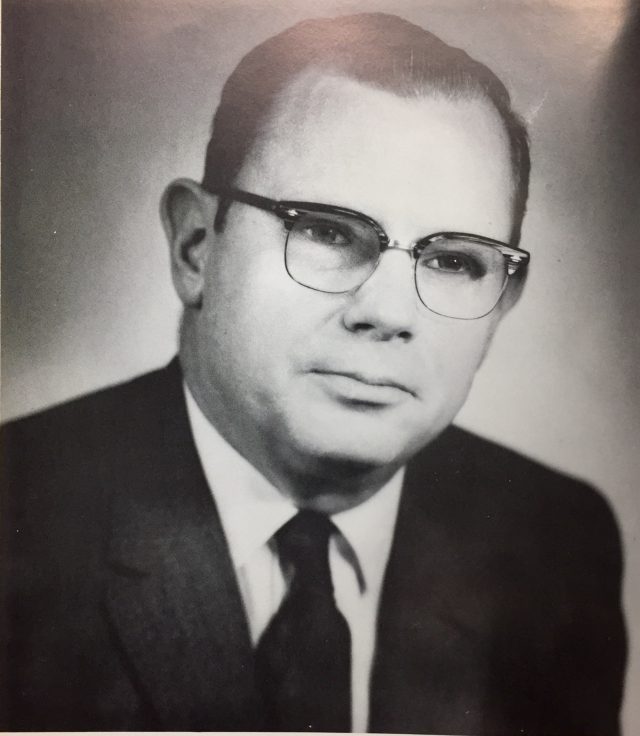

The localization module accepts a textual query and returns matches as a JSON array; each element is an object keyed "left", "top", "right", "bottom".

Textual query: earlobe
[{"left": 161, "top": 178, "right": 214, "bottom": 308}]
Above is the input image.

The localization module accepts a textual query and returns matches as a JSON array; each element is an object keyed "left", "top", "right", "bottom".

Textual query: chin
[{"left": 283, "top": 406, "right": 427, "bottom": 471}]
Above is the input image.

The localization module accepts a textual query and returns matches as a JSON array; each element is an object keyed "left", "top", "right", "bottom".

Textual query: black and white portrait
[{"left": 2, "top": 1, "right": 639, "bottom": 734}]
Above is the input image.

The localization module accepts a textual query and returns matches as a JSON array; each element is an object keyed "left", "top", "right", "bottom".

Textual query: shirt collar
[
  {"left": 184, "top": 384, "right": 404, "bottom": 594},
  {"left": 331, "top": 471, "right": 403, "bottom": 595}
]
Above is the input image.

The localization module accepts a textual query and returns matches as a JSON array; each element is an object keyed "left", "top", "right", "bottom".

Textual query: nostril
[
  {"left": 349, "top": 321, "right": 375, "bottom": 333},
  {"left": 345, "top": 319, "right": 413, "bottom": 342}
]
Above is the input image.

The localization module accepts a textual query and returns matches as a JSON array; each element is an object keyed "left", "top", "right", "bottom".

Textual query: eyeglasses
[{"left": 206, "top": 186, "right": 530, "bottom": 320}]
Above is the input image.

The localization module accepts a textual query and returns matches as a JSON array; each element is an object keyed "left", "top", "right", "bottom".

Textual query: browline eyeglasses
[{"left": 205, "top": 186, "right": 530, "bottom": 320}]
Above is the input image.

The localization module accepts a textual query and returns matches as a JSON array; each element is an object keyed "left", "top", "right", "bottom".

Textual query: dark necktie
[{"left": 254, "top": 509, "right": 352, "bottom": 732}]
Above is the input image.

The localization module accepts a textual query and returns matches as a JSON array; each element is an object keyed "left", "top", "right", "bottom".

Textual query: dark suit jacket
[{"left": 1, "top": 361, "right": 626, "bottom": 734}]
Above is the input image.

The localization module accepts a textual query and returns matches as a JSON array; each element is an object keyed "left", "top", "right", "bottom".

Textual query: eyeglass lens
[{"left": 284, "top": 211, "right": 510, "bottom": 319}]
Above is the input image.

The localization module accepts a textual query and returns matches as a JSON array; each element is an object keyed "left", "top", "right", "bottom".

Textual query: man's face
[{"left": 186, "top": 73, "right": 515, "bottom": 480}]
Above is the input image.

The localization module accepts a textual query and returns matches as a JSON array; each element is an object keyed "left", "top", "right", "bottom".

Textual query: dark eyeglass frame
[{"left": 205, "top": 186, "right": 531, "bottom": 317}]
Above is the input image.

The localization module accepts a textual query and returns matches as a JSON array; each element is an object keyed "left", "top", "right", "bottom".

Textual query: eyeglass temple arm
[{"left": 206, "top": 186, "right": 279, "bottom": 215}]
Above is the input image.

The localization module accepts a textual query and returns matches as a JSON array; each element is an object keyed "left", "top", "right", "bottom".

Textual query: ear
[{"left": 161, "top": 178, "right": 215, "bottom": 308}]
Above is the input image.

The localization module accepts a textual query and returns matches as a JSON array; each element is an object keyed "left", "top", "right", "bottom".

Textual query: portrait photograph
[{"left": 2, "top": 1, "right": 639, "bottom": 734}]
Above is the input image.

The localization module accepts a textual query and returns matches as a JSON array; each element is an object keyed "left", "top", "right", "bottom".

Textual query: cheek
[
  {"left": 205, "top": 235, "right": 285, "bottom": 324},
  {"left": 203, "top": 245, "right": 326, "bottom": 376},
  {"left": 418, "top": 318, "right": 499, "bottom": 394}
]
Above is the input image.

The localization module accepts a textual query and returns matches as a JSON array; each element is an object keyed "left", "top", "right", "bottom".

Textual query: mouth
[{"left": 310, "top": 369, "right": 416, "bottom": 404}]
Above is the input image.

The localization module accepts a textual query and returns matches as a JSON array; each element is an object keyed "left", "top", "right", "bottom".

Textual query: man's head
[{"left": 162, "top": 13, "right": 531, "bottom": 509}]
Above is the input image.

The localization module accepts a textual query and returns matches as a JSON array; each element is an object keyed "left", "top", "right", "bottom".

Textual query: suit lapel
[
  {"left": 103, "top": 361, "right": 262, "bottom": 730},
  {"left": 370, "top": 429, "right": 504, "bottom": 735}
]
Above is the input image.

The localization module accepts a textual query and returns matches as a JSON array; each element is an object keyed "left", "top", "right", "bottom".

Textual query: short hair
[{"left": 203, "top": 12, "right": 530, "bottom": 244}]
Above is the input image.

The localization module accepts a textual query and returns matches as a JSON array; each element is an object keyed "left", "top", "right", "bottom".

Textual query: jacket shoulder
[
  {"left": 423, "top": 424, "right": 617, "bottom": 515},
  {"left": 1, "top": 360, "right": 185, "bottom": 562},
  {"left": 2, "top": 360, "right": 180, "bottom": 443},
  {"left": 408, "top": 424, "right": 624, "bottom": 582}
]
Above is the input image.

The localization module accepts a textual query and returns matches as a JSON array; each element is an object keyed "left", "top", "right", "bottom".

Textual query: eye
[
  {"left": 299, "top": 221, "right": 352, "bottom": 246},
  {"left": 429, "top": 254, "right": 469, "bottom": 272},
  {"left": 421, "top": 252, "right": 485, "bottom": 278}
]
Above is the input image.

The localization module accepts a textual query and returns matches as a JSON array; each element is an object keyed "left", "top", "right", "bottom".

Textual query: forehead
[{"left": 237, "top": 71, "right": 514, "bottom": 239}]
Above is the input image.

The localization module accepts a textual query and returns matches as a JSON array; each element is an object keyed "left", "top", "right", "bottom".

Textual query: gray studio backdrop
[{"left": 3, "top": 0, "right": 639, "bottom": 732}]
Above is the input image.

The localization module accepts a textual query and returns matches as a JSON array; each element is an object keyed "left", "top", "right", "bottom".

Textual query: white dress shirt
[{"left": 184, "top": 386, "right": 403, "bottom": 732}]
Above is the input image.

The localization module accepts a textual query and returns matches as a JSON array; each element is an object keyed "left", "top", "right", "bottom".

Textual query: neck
[{"left": 266, "top": 459, "right": 402, "bottom": 514}]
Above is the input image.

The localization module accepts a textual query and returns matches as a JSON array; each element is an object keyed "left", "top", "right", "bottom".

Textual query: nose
[{"left": 341, "top": 248, "right": 418, "bottom": 342}]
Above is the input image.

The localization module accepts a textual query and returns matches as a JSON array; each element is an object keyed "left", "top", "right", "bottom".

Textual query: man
[{"left": 1, "top": 12, "right": 626, "bottom": 735}]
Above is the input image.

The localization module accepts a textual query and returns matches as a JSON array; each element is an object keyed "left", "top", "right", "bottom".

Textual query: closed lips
[{"left": 311, "top": 369, "right": 416, "bottom": 397}]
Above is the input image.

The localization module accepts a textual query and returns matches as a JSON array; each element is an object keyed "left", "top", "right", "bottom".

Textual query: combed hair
[{"left": 203, "top": 13, "right": 530, "bottom": 244}]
